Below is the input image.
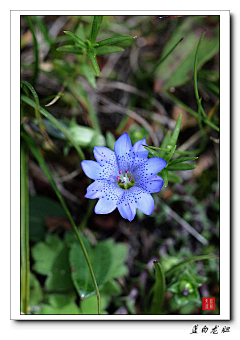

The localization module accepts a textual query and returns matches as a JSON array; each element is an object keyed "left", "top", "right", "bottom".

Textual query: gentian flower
[{"left": 81, "top": 133, "right": 167, "bottom": 222}]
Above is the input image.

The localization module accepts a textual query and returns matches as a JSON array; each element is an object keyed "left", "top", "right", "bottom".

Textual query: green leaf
[
  {"left": 39, "top": 301, "right": 80, "bottom": 315},
  {"left": 168, "top": 172, "right": 183, "bottom": 183},
  {"left": 63, "top": 31, "right": 87, "bottom": 48},
  {"left": 80, "top": 295, "right": 108, "bottom": 314},
  {"left": 32, "top": 234, "right": 74, "bottom": 291},
  {"left": 88, "top": 51, "right": 100, "bottom": 76},
  {"left": 169, "top": 157, "right": 198, "bottom": 165},
  {"left": 29, "top": 195, "right": 66, "bottom": 242},
  {"left": 69, "top": 239, "right": 112, "bottom": 299},
  {"left": 156, "top": 16, "right": 219, "bottom": 90},
  {"left": 143, "top": 145, "right": 163, "bottom": 158},
  {"left": 150, "top": 261, "right": 166, "bottom": 314},
  {"left": 169, "top": 114, "right": 182, "bottom": 148},
  {"left": 161, "top": 169, "right": 168, "bottom": 187},
  {"left": 95, "top": 45, "right": 124, "bottom": 55},
  {"left": 100, "top": 279, "right": 122, "bottom": 296},
  {"left": 69, "top": 238, "right": 128, "bottom": 299},
  {"left": 165, "top": 145, "right": 176, "bottom": 163},
  {"left": 80, "top": 62, "right": 96, "bottom": 88},
  {"left": 90, "top": 16, "right": 103, "bottom": 43},
  {"left": 29, "top": 273, "right": 42, "bottom": 307},
  {"left": 159, "top": 131, "right": 171, "bottom": 158},
  {"left": 167, "top": 163, "right": 197, "bottom": 171},
  {"left": 56, "top": 44, "right": 84, "bottom": 54},
  {"left": 96, "top": 35, "right": 137, "bottom": 47}
]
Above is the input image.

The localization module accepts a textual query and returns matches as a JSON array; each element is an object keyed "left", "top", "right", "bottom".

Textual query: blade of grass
[
  {"left": 26, "top": 16, "right": 39, "bottom": 85},
  {"left": 194, "top": 30, "right": 208, "bottom": 119},
  {"left": 21, "top": 142, "right": 30, "bottom": 314},
  {"left": 149, "top": 37, "right": 184, "bottom": 76},
  {"left": 21, "top": 94, "right": 85, "bottom": 160},
  {"left": 21, "top": 129, "right": 101, "bottom": 314},
  {"left": 150, "top": 261, "right": 166, "bottom": 314}
]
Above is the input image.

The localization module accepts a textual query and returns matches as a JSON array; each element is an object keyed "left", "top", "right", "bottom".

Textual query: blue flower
[{"left": 81, "top": 132, "right": 167, "bottom": 222}]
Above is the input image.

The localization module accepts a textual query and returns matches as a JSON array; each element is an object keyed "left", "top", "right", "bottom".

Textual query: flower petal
[
  {"left": 93, "top": 146, "right": 118, "bottom": 166},
  {"left": 114, "top": 132, "right": 132, "bottom": 172},
  {"left": 85, "top": 180, "right": 105, "bottom": 199},
  {"left": 138, "top": 175, "right": 164, "bottom": 193},
  {"left": 136, "top": 192, "right": 155, "bottom": 215},
  {"left": 86, "top": 180, "right": 123, "bottom": 199},
  {"left": 133, "top": 157, "right": 167, "bottom": 181},
  {"left": 130, "top": 138, "right": 148, "bottom": 166},
  {"left": 81, "top": 160, "right": 118, "bottom": 181},
  {"left": 117, "top": 191, "right": 137, "bottom": 222},
  {"left": 81, "top": 160, "right": 102, "bottom": 180},
  {"left": 94, "top": 196, "right": 117, "bottom": 214}
]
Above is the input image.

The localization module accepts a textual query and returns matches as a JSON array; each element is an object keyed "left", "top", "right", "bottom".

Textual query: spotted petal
[
  {"left": 93, "top": 146, "right": 118, "bottom": 167},
  {"left": 117, "top": 190, "right": 137, "bottom": 222},
  {"left": 114, "top": 132, "right": 132, "bottom": 172},
  {"left": 81, "top": 160, "right": 118, "bottom": 181},
  {"left": 133, "top": 157, "right": 167, "bottom": 181},
  {"left": 94, "top": 196, "right": 118, "bottom": 214},
  {"left": 130, "top": 138, "right": 148, "bottom": 169},
  {"left": 138, "top": 175, "right": 164, "bottom": 193}
]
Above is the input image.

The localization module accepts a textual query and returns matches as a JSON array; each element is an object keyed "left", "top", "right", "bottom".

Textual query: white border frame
[{"left": 11, "top": 10, "right": 230, "bottom": 320}]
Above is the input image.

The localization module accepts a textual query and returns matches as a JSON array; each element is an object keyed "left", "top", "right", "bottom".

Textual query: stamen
[
  {"left": 117, "top": 176, "right": 120, "bottom": 182},
  {"left": 126, "top": 170, "right": 129, "bottom": 174},
  {"left": 129, "top": 176, "right": 132, "bottom": 181},
  {"left": 121, "top": 181, "right": 125, "bottom": 184},
  {"left": 119, "top": 170, "right": 122, "bottom": 174}
]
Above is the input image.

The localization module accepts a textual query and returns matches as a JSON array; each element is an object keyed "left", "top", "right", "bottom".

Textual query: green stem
[
  {"left": 165, "top": 254, "right": 219, "bottom": 277},
  {"left": 21, "top": 142, "right": 30, "bottom": 314}
]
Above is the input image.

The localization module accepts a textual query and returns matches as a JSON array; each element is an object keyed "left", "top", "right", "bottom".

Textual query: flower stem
[{"left": 21, "top": 142, "right": 30, "bottom": 314}]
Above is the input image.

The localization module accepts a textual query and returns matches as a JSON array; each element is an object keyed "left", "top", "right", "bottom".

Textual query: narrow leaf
[
  {"left": 90, "top": 16, "right": 103, "bottom": 43},
  {"left": 167, "top": 163, "right": 197, "bottom": 171},
  {"left": 96, "top": 35, "right": 137, "bottom": 47},
  {"left": 56, "top": 45, "right": 84, "bottom": 54},
  {"left": 159, "top": 131, "right": 171, "bottom": 158},
  {"left": 88, "top": 51, "right": 100, "bottom": 76},
  {"left": 95, "top": 45, "right": 124, "bottom": 55},
  {"left": 169, "top": 157, "right": 198, "bottom": 165},
  {"left": 161, "top": 169, "right": 168, "bottom": 187},
  {"left": 80, "top": 62, "right": 96, "bottom": 88},
  {"left": 150, "top": 261, "right": 166, "bottom": 314},
  {"left": 169, "top": 114, "right": 182, "bottom": 147},
  {"left": 63, "top": 31, "right": 87, "bottom": 48},
  {"left": 168, "top": 172, "right": 183, "bottom": 183},
  {"left": 165, "top": 145, "right": 176, "bottom": 163}
]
